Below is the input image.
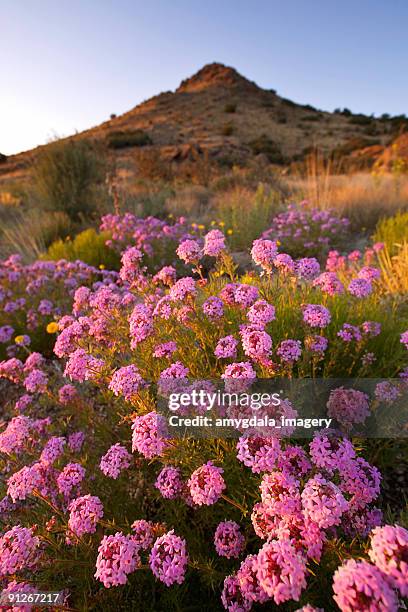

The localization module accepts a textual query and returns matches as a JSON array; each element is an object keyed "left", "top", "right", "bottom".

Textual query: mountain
[{"left": 0, "top": 62, "right": 406, "bottom": 186}]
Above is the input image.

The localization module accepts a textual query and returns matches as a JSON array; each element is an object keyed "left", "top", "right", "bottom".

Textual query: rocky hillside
[{"left": 1, "top": 62, "right": 407, "bottom": 186}]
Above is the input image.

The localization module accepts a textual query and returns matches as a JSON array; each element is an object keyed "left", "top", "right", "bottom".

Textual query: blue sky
[{"left": 1, "top": 0, "right": 407, "bottom": 154}]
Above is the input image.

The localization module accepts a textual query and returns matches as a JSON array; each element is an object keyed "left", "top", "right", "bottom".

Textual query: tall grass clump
[
  {"left": 0, "top": 210, "right": 72, "bottom": 260},
  {"left": 46, "top": 229, "right": 121, "bottom": 269},
  {"left": 213, "top": 184, "right": 280, "bottom": 250},
  {"left": 373, "top": 210, "right": 408, "bottom": 255},
  {"left": 32, "top": 138, "right": 104, "bottom": 221}
]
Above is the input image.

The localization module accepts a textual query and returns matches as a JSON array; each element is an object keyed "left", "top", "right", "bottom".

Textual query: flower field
[{"left": 0, "top": 203, "right": 407, "bottom": 611}]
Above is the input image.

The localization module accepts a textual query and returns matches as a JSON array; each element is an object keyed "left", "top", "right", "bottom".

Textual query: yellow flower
[
  {"left": 276, "top": 240, "right": 281, "bottom": 246},
  {"left": 219, "top": 221, "right": 225, "bottom": 227},
  {"left": 99, "top": 264, "right": 105, "bottom": 270},
  {"left": 14, "top": 335, "right": 25, "bottom": 344},
  {"left": 227, "top": 229, "right": 233, "bottom": 235},
  {"left": 198, "top": 224, "right": 205, "bottom": 230},
  {"left": 210, "top": 220, "right": 216, "bottom": 226},
  {"left": 46, "top": 322, "right": 59, "bottom": 334}
]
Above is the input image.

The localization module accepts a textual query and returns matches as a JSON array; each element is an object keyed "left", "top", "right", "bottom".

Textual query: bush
[
  {"left": 349, "top": 114, "right": 374, "bottom": 126},
  {"left": 0, "top": 211, "right": 73, "bottom": 261},
  {"left": 373, "top": 211, "right": 408, "bottom": 255},
  {"left": 224, "top": 103, "right": 237, "bottom": 113},
  {"left": 263, "top": 202, "right": 350, "bottom": 259},
  {"left": 221, "top": 122, "right": 234, "bottom": 136},
  {"left": 46, "top": 229, "right": 121, "bottom": 269},
  {"left": 32, "top": 139, "right": 104, "bottom": 221},
  {"left": 214, "top": 184, "right": 280, "bottom": 250},
  {"left": 107, "top": 130, "right": 152, "bottom": 149},
  {"left": 0, "top": 152, "right": 7, "bottom": 164},
  {"left": 248, "top": 135, "right": 285, "bottom": 164}
]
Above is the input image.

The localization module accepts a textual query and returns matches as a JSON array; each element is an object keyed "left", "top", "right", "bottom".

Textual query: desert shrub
[
  {"left": 46, "top": 229, "right": 121, "bottom": 269},
  {"left": 0, "top": 255, "right": 102, "bottom": 358},
  {"left": 107, "top": 130, "right": 152, "bottom": 149},
  {"left": 0, "top": 210, "right": 73, "bottom": 261},
  {"left": 0, "top": 230, "right": 407, "bottom": 609},
  {"left": 136, "top": 149, "right": 174, "bottom": 182},
  {"left": 349, "top": 114, "right": 374, "bottom": 126},
  {"left": 373, "top": 211, "right": 408, "bottom": 255},
  {"left": 32, "top": 139, "right": 104, "bottom": 221},
  {"left": 263, "top": 201, "right": 350, "bottom": 259},
  {"left": 165, "top": 185, "right": 210, "bottom": 218},
  {"left": 99, "top": 213, "right": 189, "bottom": 273},
  {"left": 302, "top": 114, "right": 322, "bottom": 122},
  {"left": 0, "top": 152, "right": 7, "bottom": 163},
  {"left": 224, "top": 103, "right": 237, "bottom": 113},
  {"left": 377, "top": 242, "right": 408, "bottom": 295},
  {"left": 214, "top": 184, "right": 280, "bottom": 250},
  {"left": 221, "top": 122, "right": 234, "bottom": 136},
  {"left": 248, "top": 135, "right": 285, "bottom": 164}
]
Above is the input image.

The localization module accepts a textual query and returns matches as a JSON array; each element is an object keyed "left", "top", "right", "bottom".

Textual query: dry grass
[{"left": 288, "top": 171, "right": 408, "bottom": 229}]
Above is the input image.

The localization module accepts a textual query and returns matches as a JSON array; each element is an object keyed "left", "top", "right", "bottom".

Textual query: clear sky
[{"left": 1, "top": 0, "right": 407, "bottom": 155}]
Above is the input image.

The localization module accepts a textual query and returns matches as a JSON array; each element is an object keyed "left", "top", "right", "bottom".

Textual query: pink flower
[
  {"left": 214, "top": 521, "right": 245, "bottom": 558},
  {"left": 274, "top": 253, "right": 295, "bottom": 274},
  {"left": 131, "top": 519, "right": 155, "bottom": 550},
  {"left": 236, "top": 554, "right": 269, "bottom": 603},
  {"left": 256, "top": 539, "right": 307, "bottom": 604},
  {"left": 109, "top": 365, "right": 145, "bottom": 401},
  {"left": 131, "top": 412, "right": 168, "bottom": 459},
  {"left": 234, "top": 284, "right": 259, "bottom": 308},
  {"left": 204, "top": 229, "right": 226, "bottom": 257},
  {"left": 24, "top": 368, "right": 48, "bottom": 393},
  {"left": 251, "top": 239, "right": 279, "bottom": 272},
  {"left": 337, "top": 323, "right": 362, "bottom": 342},
  {"left": 358, "top": 266, "right": 381, "bottom": 281},
  {"left": 169, "top": 277, "right": 196, "bottom": 301},
  {"left": 301, "top": 474, "right": 348, "bottom": 528},
  {"left": 276, "top": 445, "right": 311, "bottom": 479},
  {"left": 58, "top": 384, "right": 78, "bottom": 405},
  {"left": 176, "top": 239, "right": 202, "bottom": 264},
  {"left": 155, "top": 466, "right": 184, "bottom": 499},
  {"left": 128, "top": 304, "right": 153, "bottom": 347},
  {"left": 215, "top": 335, "right": 238, "bottom": 359},
  {"left": 309, "top": 434, "right": 355, "bottom": 473},
  {"left": 40, "top": 436, "right": 66, "bottom": 466},
  {"left": 339, "top": 457, "right": 381, "bottom": 511},
  {"left": 313, "top": 272, "right": 344, "bottom": 295},
  {"left": 277, "top": 339, "right": 302, "bottom": 363},
  {"left": 241, "top": 329, "right": 272, "bottom": 362},
  {"left": 296, "top": 257, "right": 321, "bottom": 280},
  {"left": 202, "top": 296, "right": 224, "bottom": 319},
  {"left": 95, "top": 532, "right": 140, "bottom": 587},
  {"left": 221, "top": 574, "right": 252, "bottom": 611},
  {"left": 120, "top": 247, "right": 143, "bottom": 283},
  {"left": 333, "top": 559, "right": 398, "bottom": 612},
  {"left": 305, "top": 335, "right": 328, "bottom": 353},
  {"left": 57, "top": 463, "right": 85, "bottom": 498},
  {"left": 149, "top": 530, "right": 188, "bottom": 586},
  {"left": 153, "top": 341, "right": 177, "bottom": 358},
  {"left": 260, "top": 471, "right": 301, "bottom": 517},
  {"left": 188, "top": 461, "right": 226, "bottom": 506},
  {"left": 327, "top": 387, "right": 370, "bottom": 428},
  {"left": 0, "top": 526, "right": 40, "bottom": 576},
  {"left": 68, "top": 495, "right": 104, "bottom": 537},
  {"left": 368, "top": 524, "right": 408, "bottom": 597},
  {"left": 100, "top": 443, "right": 132, "bottom": 479},
  {"left": 302, "top": 304, "right": 331, "bottom": 328},
  {"left": 236, "top": 435, "right": 281, "bottom": 473},
  {"left": 348, "top": 277, "right": 372, "bottom": 298},
  {"left": 247, "top": 300, "right": 276, "bottom": 327}
]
